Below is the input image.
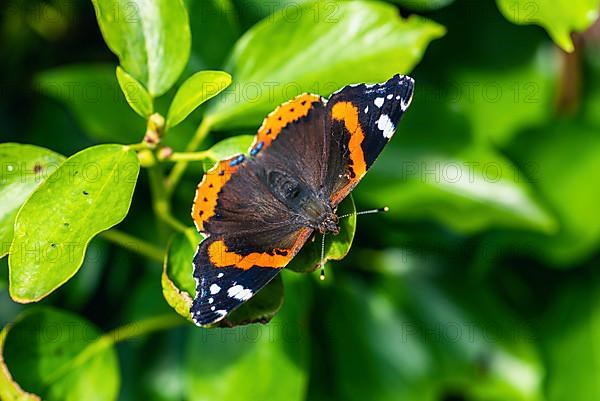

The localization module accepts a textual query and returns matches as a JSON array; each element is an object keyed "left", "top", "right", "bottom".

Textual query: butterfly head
[{"left": 318, "top": 213, "right": 339, "bottom": 235}]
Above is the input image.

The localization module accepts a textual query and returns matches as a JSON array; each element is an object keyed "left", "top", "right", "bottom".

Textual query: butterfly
[{"left": 190, "top": 74, "right": 414, "bottom": 326}]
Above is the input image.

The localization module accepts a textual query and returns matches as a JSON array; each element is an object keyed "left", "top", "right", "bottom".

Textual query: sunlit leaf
[
  {"left": 167, "top": 71, "right": 232, "bottom": 129},
  {"left": 116, "top": 66, "right": 153, "bottom": 118},
  {"left": 205, "top": 0, "right": 445, "bottom": 129},
  {"left": 0, "top": 144, "right": 65, "bottom": 257},
  {"left": 497, "top": 0, "right": 600, "bottom": 52},
  {"left": 9, "top": 145, "right": 139, "bottom": 302},
  {"left": 92, "top": 0, "right": 191, "bottom": 96},
  {"left": 205, "top": 135, "right": 253, "bottom": 162}
]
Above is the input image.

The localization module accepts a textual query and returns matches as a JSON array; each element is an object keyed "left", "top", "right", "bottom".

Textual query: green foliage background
[{"left": 1, "top": 0, "right": 600, "bottom": 400}]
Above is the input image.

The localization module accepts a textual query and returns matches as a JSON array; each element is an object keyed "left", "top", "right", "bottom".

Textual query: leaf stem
[
  {"left": 162, "top": 150, "right": 213, "bottom": 162},
  {"left": 147, "top": 151, "right": 189, "bottom": 234},
  {"left": 100, "top": 229, "right": 164, "bottom": 262},
  {"left": 124, "top": 141, "right": 149, "bottom": 152},
  {"left": 106, "top": 313, "right": 186, "bottom": 344},
  {"left": 166, "top": 117, "right": 212, "bottom": 195}
]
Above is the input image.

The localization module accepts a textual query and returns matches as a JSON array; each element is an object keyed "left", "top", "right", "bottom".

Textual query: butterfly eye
[{"left": 283, "top": 181, "right": 297, "bottom": 194}]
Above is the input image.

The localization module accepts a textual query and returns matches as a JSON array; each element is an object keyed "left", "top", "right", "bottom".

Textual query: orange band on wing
[
  {"left": 192, "top": 157, "right": 243, "bottom": 232},
  {"left": 249, "top": 94, "right": 322, "bottom": 153},
  {"left": 330, "top": 101, "right": 367, "bottom": 204},
  {"left": 208, "top": 228, "right": 312, "bottom": 270}
]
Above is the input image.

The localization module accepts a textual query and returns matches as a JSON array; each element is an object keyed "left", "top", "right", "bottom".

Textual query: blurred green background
[{"left": 1, "top": 0, "right": 600, "bottom": 400}]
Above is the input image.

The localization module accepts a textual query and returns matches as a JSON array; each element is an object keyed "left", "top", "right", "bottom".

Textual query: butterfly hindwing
[{"left": 191, "top": 227, "right": 311, "bottom": 327}]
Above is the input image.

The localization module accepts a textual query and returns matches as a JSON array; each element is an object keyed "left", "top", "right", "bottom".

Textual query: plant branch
[
  {"left": 166, "top": 117, "right": 212, "bottom": 195},
  {"left": 161, "top": 150, "right": 213, "bottom": 162},
  {"left": 100, "top": 229, "right": 164, "bottom": 262},
  {"left": 147, "top": 151, "right": 189, "bottom": 233}
]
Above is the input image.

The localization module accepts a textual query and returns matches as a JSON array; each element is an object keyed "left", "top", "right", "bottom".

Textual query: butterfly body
[{"left": 191, "top": 74, "right": 414, "bottom": 327}]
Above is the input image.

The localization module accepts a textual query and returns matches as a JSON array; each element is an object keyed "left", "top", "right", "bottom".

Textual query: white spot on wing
[
  {"left": 401, "top": 98, "right": 409, "bottom": 111},
  {"left": 208, "top": 297, "right": 214, "bottom": 304},
  {"left": 227, "top": 284, "right": 254, "bottom": 301},
  {"left": 364, "top": 106, "right": 369, "bottom": 113},
  {"left": 374, "top": 97, "right": 384, "bottom": 108},
  {"left": 215, "top": 310, "right": 227, "bottom": 317},
  {"left": 376, "top": 114, "right": 395, "bottom": 139},
  {"left": 401, "top": 90, "right": 414, "bottom": 111},
  {"left": 387, "top": 94, "right": 393, "bottom": 99},
  {"left": 209, "top": 284, "right": 221, "bottom": 294},
  {"left": 217, "top": 273, "right": 224, "bottom": 278}
]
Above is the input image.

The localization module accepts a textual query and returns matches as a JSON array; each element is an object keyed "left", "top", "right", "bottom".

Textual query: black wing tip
[
  {"left": 392, "top": 73, "right": 415, "bottom": 87},
  {"left": 388, "top": 74, "right": 415, "bottom": 108},
  {"left": 190, "top": 297, "right": 228, "bottom": 327}
]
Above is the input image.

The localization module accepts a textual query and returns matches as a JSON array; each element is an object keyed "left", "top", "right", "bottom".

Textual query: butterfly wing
[
  {"left": 323, "top": 74, "right": 415, "bottom": 205},
  {"left": 191, "top": 94, "right": 328, "bottom": 326},
  {"left": 191, "top": 227, "right": 312, "bottom": 326},
  {"left": 190, "top": 76, "right": 414, "bottom": 326}
]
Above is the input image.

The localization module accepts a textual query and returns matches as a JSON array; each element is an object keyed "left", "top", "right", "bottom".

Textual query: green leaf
[
  {"left": 8, "top": 144, "right": 140, "bottom": 302},
  {"left": 503, "top": 121, "right": 600, "bottom": 265},
  {"left": 0, "top": 144, "right": 65, "bottom": 258},
  {"left": 92, "top": 0, "right": 191, "bottom": 96},
  {"left": 162, "top": 229, "right": 202, "bottom": 322},
  {"left": 318, "top": 278, "right": 436, "bottom": 401},
  {"left": 205, "top": 0, "right": 445, "bottom": 129},
  {"left": 116, "top": 66, "right": 153, "bottom": 118},
  {"left": 0, "top": 260, "right": 6, "bottom": 292},
  {"left": 228, "top": 0, "right": 311, "bottom": 28},
  {"left": 185, "top": 0, "right": 241, "bottom": 70},
  {"left": 166, "top": 71, "right": 232, "bottom": 129},
  {"left": 540, "top": 275, "right": 600, "bottom": 401},
  {"left": 205, "top": 135, "right": 254, "bottom": 162},
  {"left": 184, "top": 274, "right": 310, "bottom": 401},
  {"left": 411, "top": 1, "right": 558, "bottom": 147},
  {"left": 405, "top": 277, "right": 544, "bottom": 401},
  {"left": 357, "top": 142, "right": 557, "bottom": 234},
  {"left": 449, "top": 53, "right": 557, "bottom": 146},
  {"left": 36, "top": 64, "right": 145, "bottom": 143},
  {"left": 162, "top": 228, "right": 284, "bottom": 326},
  {"left": 287, "top": 195, "right": 356, "bottom": 273},
  {"left": 497, "top": 0, "right": 600, "bottom": 52},
  {"left": 0, "top": 307, "right": 120, "bottom": 401}
]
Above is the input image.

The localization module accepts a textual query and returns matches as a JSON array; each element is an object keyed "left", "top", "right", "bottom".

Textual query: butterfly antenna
[
  {"left": 338, "top": 206, "right": 389, "bottom": 219},
  {"left": 320, "top": 233, "right": 326, "bottom": 281}
]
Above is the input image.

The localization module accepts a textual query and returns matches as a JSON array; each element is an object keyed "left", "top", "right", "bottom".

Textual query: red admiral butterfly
[{"left": 191, "top": 74, "right": 414, "bottom": 326}]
